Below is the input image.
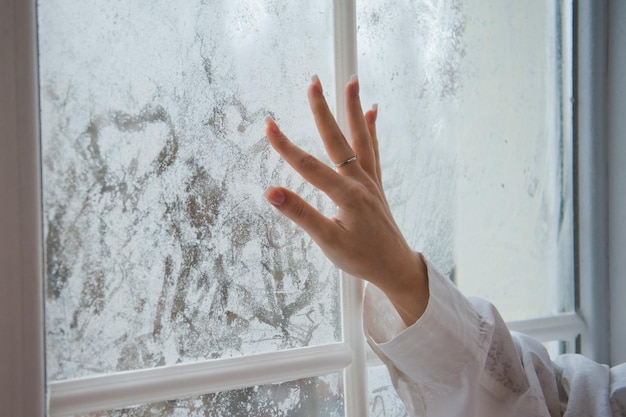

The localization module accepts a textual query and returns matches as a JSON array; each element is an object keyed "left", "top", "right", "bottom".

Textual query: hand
[{"left": 265, "top": 75, "right": 429, "bottom": 326}]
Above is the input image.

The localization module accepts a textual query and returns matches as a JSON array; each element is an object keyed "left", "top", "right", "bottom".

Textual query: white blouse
[{"left": 363, "top": 260, "right": 626, "bottom": 417}]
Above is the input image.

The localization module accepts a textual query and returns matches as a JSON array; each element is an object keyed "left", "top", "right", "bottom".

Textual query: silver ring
[{"left": 334, "top": 155, "right": 357, "bottom": 169}]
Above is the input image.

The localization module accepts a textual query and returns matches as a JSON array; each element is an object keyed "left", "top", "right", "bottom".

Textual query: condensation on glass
[
  {"left": 39, "top": 0, "right": 340, "bottom": 382},
  {"left": 40, "top": 0, "right": 573, "bottom": 415},
  {"left": 76, "top": 374, "right": 344, "bottom": 417},
  {"left": 357, "top": 0, "right": 573, "bottom": 321},
  {"left": 359, "top": 1, "right": 572, "bottom": 411}
]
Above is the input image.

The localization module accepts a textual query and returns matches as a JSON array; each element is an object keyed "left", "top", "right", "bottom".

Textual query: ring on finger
[{"left": 334, "top": 155, "right": 358, "bottom": 169}]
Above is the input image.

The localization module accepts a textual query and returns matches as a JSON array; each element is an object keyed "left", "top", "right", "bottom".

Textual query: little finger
[
  {"left": 365, "top": 104, "right": 382, "bottom": 185},
  {"left": 346, "top": 76, "right": 377, "bottom": 178}
]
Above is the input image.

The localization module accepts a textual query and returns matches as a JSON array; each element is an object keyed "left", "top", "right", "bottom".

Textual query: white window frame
[
  {"left": 575, "top": 0, "right": 626, "bottom": 366},
  {"left": 0, "top": 1, "right": 45, "bottom": 416},
  {"left": 1, "top": 0, "right": 624, "bottom": 416}
]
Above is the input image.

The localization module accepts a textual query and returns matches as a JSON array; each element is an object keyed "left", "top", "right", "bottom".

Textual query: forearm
[{"left": 379, "top": 250, "right": 430, "bottom": 327}]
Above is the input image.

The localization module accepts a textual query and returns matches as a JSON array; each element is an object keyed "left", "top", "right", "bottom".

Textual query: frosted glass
[
  {"left": 39, "top": 0, "right": 340, "bottom": 381},
  {"left": 357, "top": 0, "right": 573, "bottom": 320},
  {"left": 77, "top": 374, "right": 344, "bottom": 417}
]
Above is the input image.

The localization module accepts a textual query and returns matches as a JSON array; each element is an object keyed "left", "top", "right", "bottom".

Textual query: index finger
[{"left": 266, "top": 117, "right": 351, "bottom": 205}]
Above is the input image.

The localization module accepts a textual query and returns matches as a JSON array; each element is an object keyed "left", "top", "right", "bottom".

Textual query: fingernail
[
  {"left": 370, "top": 103, "right": 379, "bottom": 122},
  {"left": 349, "top": 74, "right": 359, "bottom": 96},
  {"left": 265, "top": 116, "right": 281, "bottom": 135},
  {"left": 265, "top": 188, "right": 286, "bottom": 208},
  {"left": 311, "top": 74, "right": 323, "bottom": 95}
]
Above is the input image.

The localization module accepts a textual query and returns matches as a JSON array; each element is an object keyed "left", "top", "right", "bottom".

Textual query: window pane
[
  {"left": 357, "top": 0, "right": 573, "bottom": 320},
  {"left": 40, "top": 0, "right": 340, "bottom": 381},
  {"left": 76, "top": 374, "right": 344, "bottom": 417}
]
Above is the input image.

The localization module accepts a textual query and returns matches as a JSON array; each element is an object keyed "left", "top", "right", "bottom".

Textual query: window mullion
[
  {"left": 574, "top": 0, "right": 610, "bottom": 363},
  {"left": 332, "top": 1, "right": 369, "bottom": 417}
]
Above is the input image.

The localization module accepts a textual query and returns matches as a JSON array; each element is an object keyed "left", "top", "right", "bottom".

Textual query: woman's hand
[{"left": 265, "top": 75, "right": 429, "bottom": 326}]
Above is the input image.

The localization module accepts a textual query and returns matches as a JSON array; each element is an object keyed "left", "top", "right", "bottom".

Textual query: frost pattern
[
  {"left": 359, "top": 0, "right": 571, "bottom": 409},
  {"left": 39, "top": 0, "right": 340, "bottom": 381},
  {"left": 357, "top": 0, "right": 572, "bottom": 321}
]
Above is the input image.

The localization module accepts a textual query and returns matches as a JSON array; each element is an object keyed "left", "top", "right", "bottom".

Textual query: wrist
[{"left": 384, "top": 251, "right": 430, "bottom": 327}]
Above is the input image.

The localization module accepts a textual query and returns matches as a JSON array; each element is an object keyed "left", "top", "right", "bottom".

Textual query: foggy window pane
[
  {"left": 40, "top": 0, "right": 341, "bottom": 381},
  {"left": 357, "top": 0, "right": 573, "bottom": 321},
  {"left": 40, "top": 0, "right": 574, "bottom": 414}
]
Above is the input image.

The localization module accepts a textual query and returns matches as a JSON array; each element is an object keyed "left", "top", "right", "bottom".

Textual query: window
[
  {"left": 5, "top": 1, "right": 625, "bottom": 416},
  {"left": 357, "top": 0, "right": 575, "bottom": 323}
]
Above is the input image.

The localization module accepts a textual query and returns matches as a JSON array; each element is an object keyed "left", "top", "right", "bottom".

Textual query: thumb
[{"left": 265, "top": 187, "right": 334, "bottom": 243}]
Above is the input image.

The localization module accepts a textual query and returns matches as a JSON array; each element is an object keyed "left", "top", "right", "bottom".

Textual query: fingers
[
  {"left": 265, "top": 117, "right": 347, "bottom": 205},
  {"left": 345, "top": 76, "right": 377, "bottom": 177},
  {"left": 266, "top": 77, "right": 381, "bottom": 210},
  {"left": 265, "top": 186, "right": 336, "bottom": 244},
  {"left": 307, "top": 76, "right": 358, "bottom": 170},
  {"left": 365, "top": 104, "right": 382, "bottom": 185}
]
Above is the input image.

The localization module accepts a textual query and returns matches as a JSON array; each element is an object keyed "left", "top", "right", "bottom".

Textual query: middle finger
[{"left": 308, "top": 76, "right": 359, "bottom": 170}]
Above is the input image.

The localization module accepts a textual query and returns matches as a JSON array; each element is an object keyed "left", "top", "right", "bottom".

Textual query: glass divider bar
[
  {"left": 341, "top": 276, "right": 368, "bottom": 417},
  {"left": 332, "top": 1, "right": 369, "bottom": 417},
  {"left": 48, "top": 343, "right": 352, "bottom": 417},
  {"left": 575, "top": 0, "right": 610, "bottom": 363}
]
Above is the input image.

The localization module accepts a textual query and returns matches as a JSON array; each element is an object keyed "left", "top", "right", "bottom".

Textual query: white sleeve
[{"left": 363, "top": 259, "right": 563, "bottom": 417}]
